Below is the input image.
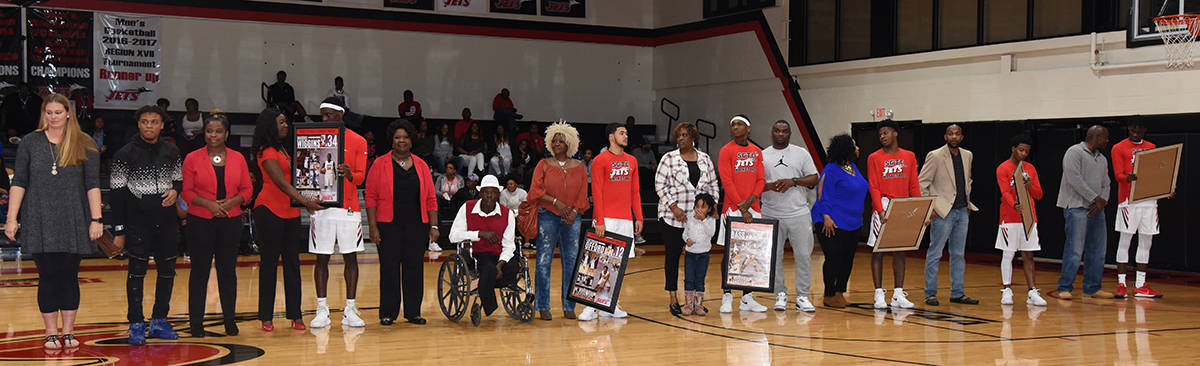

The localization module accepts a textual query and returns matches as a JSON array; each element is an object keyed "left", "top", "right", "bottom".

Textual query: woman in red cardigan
[
  {"left": 366, "top": 119, "right": 438, "bottom": 325},
  {"left": 181, "top": 114, "right": 252, "bottom": 337}
]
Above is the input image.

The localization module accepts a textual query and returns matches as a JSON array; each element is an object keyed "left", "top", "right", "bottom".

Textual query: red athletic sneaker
[
  {"left": 1134, "top": 285, "right": 1163, "bottom": 298},
  {"left": 1114, "top": 283, "right": 1128, "bottom": 299}
]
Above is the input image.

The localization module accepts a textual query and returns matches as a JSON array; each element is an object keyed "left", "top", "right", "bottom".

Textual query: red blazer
[
  {"left": 182, "top": 147, "right": 253, "bottom": 219},
  {"left": 365, "top": 152, "right": 437, "bottom": 224}
]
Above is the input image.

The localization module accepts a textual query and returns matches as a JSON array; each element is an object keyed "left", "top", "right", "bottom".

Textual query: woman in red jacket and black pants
[
  {"left": 366, "top": 119, "right": 438, "bottom": 325},
  {"left": 181, "top": 115, "right": 253, "bottom": 337}
]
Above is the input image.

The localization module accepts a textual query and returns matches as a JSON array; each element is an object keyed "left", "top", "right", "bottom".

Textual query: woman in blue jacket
[{"left": 810, "top": 134, "right": 868, "bottom": 309}]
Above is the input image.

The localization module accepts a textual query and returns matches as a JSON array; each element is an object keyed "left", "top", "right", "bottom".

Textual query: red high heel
[
  {"left": 291, "top": 319, "right": 306, "bottom": 330},
  {"left": 261, "top": 321, "right": 274, "bottom": 332}
]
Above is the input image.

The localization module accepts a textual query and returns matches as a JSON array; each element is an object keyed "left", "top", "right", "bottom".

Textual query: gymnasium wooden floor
[{"left": 1, "top": 245, "right": 1198, "bottom": 365}]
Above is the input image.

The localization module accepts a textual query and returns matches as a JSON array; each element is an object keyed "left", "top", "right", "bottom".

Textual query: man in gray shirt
[
  {"left": 761, "top": 120, "right": 819, "bottom": 312},
  {"left": 1056, "top": 125, "right": 1113, "bottom": 299}
]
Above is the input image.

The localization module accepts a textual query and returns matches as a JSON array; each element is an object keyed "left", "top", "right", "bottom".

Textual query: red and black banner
[
  {"left": 491, "top": 0, "right": 536, "bottom": 15},
  {"left": 0, "top": 7, "right": 21, "bottom": 88},
  {"left": 384, "top": 0, "right": 434, "bottom": 10},
  {"left": 540, "top": 0, "right": 583, "bottom": 18},
  {"left": 26, "top": 9, "right": 93, "bottom": 98}
]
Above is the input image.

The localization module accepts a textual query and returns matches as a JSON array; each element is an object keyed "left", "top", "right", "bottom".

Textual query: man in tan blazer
[{"left": 917, "top": 124, "right": 980, "bottom": 306}]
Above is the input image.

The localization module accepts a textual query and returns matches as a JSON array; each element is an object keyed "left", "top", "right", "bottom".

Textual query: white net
[{"left": 1155, "top": 15, "right": 1200, "bottom": 69}]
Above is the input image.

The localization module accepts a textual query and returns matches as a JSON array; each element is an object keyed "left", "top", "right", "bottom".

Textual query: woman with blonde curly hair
[{"left": 526, "top": 121, "right": 589, "bottom": 321}]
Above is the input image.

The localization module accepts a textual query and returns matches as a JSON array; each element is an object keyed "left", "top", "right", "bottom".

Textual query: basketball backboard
[{"left": 1131, "top": 0, "right": 1200, "bottom": 45}]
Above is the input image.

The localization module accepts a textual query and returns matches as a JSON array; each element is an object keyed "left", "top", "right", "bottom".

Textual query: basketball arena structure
[{"left": 1, "top": 0, "right": 1200, "bottom": 364}]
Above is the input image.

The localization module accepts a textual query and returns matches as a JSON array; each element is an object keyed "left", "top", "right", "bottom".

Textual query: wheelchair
[{"left": 437, "top": 241, "right": 534, "bottom": 326}]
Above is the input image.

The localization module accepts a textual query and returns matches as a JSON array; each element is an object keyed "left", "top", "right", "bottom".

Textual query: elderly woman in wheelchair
[{"left": 443, "top": 175, "right": 534, "bottom": 325}]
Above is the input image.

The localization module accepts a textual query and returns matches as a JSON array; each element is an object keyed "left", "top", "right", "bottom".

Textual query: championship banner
[
  {"left": 567, "top": 232, "right": 632, "bottom": 313},
  {"left": 95, "top": 13, "right": 161, "bottom": 107},
  {"left": 384, "top": 0, "right": 435, "bottom": 9},
  {"left": 540, "top": 0, "right": 584, "bottom": 17},
  {"left": 491, "top": 0, "right": 536, "bottom": 15},
  {"left": 0, "top": 8, "right": 21, "bottom": 88},
  {"left": 722, "top": 218, "right": 778, "bottom": 292},
  {"left": 292, "top": 124, "right": 345, "bottom": 207},
  {"left": 437, "top": 0, "right": 486, "bottom": 14},
  {"left": 26, "top": 9, "right": 92, "bottom": 98}
]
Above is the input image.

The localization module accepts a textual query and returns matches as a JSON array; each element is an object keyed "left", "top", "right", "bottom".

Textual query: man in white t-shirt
[{"left": 761, "top": 120, "right": 819, "bottom": 312}]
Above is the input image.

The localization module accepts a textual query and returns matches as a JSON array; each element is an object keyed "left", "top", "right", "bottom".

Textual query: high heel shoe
[
  {"left": 291, "top": 319, "right": 306, "bottom": 330},
  {"left": 261, "top": 321, "right": 274, "bottom": 332}
]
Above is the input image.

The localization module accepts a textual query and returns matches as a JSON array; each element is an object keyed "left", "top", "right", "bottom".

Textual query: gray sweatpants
[{"left": 772, "top": 214, "right": 815, "bottom": 296}]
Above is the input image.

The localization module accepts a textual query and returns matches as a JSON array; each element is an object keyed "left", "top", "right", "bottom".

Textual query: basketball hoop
[{"left": 1154, "top": 14, "right": 1200, "bottom": 69}]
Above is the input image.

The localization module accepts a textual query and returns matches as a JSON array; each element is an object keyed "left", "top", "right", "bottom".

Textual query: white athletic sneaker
[
  {"left": 720, "top": 292, "right": 734, "bottom": 313},
  {"left": 795, "top": 296, "right": 816, "bottom": 312},
  {"left": 1000, "top": 288, "right": 1014, "bottom": 305},
  {"left": 577, "top": 307, "right": 598, "bottom": 321},
  {"left": 740, "top": 294, "right": 768, "bottom": 312},
  {"left": 873, "top": 288, "right": 887, "bottom": 309},
  {"left": 310, "top": 305, "right": 331, "bottom": 328},
  {"left": 610, "top": 305, "right": 628, "bottom": 318},
  {"left": 342, "top": 304, "right": 366, "bottom": 327},
  {"left": 428, "top": 242, "right": 442, "bottom": 252},
  {"left": 890, "top": 289, "right": 915, "bottom": 309},
  {"left": 774, "top": 292, "right": 788, "bottom": 311},
  {"left": 1027, "top": 288, "right": 1047, "bottom": 306}
]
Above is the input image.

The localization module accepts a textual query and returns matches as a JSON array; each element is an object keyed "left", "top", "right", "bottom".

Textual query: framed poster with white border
[
  {"left": 872, "top": 196, "right": 936, "bottom": 253},
  {"left": 1130, "top": 144, "right": 1183, "bottom": 204},
  {"left": 291, "top": 123, "right": 345, "bottom": 207},
  {"left": 567, "top": 231, "right": 633, "bottom": 313},
  {"left": 721, "top": 217, "right": 779, "bottom": 293}
]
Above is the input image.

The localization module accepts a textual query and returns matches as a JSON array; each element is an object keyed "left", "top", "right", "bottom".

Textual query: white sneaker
[
  {"left": 740, "top": 294, "right": 768, "bottom": 312},
  {"left": 873, "top": 289, "right": 887, "bottom": 309},
  {"left": 795, "top": 296, "right": 816, "bottom": 312},
  {"left": 890, "top": 289, "right": 915, "bottom": 309},
  {"left": 1000, "top": 288, "right": 1014, "bottom": 305},
  {"left": 428, "top": 242, "right": 442, "bottom": 252},
  {"left": 774, "top": 292, "right": 788, "bottom": 311},
  {"left": 720, "top": 292, "right": 733, "bottom": 313},
  {"left": 341, "top": 304, "right": 366, "bottom": 327},
  {"left": 578, "top": 307, "right": 598, "bottom": 321},
  {"left": 1027, "top": 288, "right": 1047, "bottom": 306},
  {"left": 310, "top": 305, "right": 331, "bottom": 328},
  {"left": 610, "top": 305, "right": 628, "bottom": 318}
]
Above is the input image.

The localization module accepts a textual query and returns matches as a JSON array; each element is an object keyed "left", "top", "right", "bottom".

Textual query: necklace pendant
[
  {"left": 51, "top": 166, "right": 57, "bottom": 175},
  {"left": 212, "top": 155, "right": 223, "bottom": 164}
]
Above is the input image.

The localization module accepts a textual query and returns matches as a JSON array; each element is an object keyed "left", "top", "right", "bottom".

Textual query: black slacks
[
  {"left": 818, "top": 228, "right": 858, "bottom": 296},
  {"left": 378, "top": 221, "right": 429, "bottom": 320},
  {"left": 254, "top": 210, "right": 304, "bottom": 321},
  {"left": 661, "top": 224, "right": 685, "bottom": 292},
  {"left": 474, "top": 252, "right": 520, "bottom": 315},
  {"left": 186, "top": 215, "right": 241, "bottom": 328}
]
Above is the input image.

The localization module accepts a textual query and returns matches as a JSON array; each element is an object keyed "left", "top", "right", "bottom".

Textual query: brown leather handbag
[
  {"left": 96, "top": 229, "right": 122, "bottom": 258},
  {"left": 517, "top": 201, "right": 538, "bottom": 240}
]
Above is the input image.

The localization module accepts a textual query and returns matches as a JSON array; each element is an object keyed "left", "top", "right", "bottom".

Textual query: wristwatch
[
  {"left": 431, "top": 225, "right": 439, "bottom": 230},
  {"left": 792, "top": 177, "right": 800, "bottom": 186},
  {"left": 90, "top": 217, "right": 103, "bottom": 223}
]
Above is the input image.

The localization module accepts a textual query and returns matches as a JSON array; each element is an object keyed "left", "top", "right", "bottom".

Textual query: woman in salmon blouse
[{"left": 527, "top": 122, "right": 589, "bottom": 321}]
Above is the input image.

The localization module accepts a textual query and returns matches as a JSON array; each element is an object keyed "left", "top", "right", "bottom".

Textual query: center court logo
[{"left": 0, "top": 321, "right": 264, "bottom": 364}]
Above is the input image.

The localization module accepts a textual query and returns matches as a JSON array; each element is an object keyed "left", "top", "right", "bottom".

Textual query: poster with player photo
[
  {"left": 567, "top": 232, "right": 632, "bottom": 313},
  {"left": 722, "top": 218, "right": 779, "bottom": 292},
  {"left": 292, "top": 123, "right": 345, "bottom": 207},
  {"left": 540, "top": 0, "right": 584, "bottom": 17},
  {"left": 491, "top": 0, "right": 536, "bottom": 14}
]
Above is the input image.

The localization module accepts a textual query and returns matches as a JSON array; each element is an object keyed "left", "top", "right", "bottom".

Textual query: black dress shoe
[
  {"left": 669, "top": 303, "right": 682, "bottom": 315},
  {"left": 406, "top": 317, "right": 427, "bottom": 325},
  {"left": 381, "top": 318, "right": 395, "bottom": 326},
  {"left": 924, "top": 296, "right": 939, "bottom": 306},
  {"left": 950, "top": 296, "right": 980, "bottom": 305},
  {"left": 224, "top": 323, "right": 239, "bottom": 336},
  {"left": 189, "top": 325, "right": 206, "bottom": 338}
]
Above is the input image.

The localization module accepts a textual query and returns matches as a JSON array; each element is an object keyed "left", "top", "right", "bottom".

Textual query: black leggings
[
  {"left": 254, "top": 210, "right": 303, "bottom": 321},
  {"left": 819, "top": 228, "right": 859, "bottom": 296},
  {"left": 661, "top": 224, "right": 685, "bottom": 292},
  {"left": 32, "top": 253, "right": 81, "bottom": 313},
  {"left": 186, "top": 215, "right": 241, "bottom": 328},
  {"left": 378, "top": 221, "right": 428, "bottom": 320}
]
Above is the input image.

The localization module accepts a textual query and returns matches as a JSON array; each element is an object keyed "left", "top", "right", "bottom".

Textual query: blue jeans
[
  {"left": 924, "top": 207, "right": 969, "bottom": 298},
  {"left": 1057, "top": 208, "right": 1108, "bottom": 294},
  {"left": 534, "top": 208, "right": 581, "bottom": 312},
  {"left": 684, "top": 252, "right": 709, "bottom": 292}
]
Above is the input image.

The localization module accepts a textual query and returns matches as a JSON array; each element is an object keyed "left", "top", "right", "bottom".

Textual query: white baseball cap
[{"left": 478, "top": 175, "right": 501, "bottom": 191}]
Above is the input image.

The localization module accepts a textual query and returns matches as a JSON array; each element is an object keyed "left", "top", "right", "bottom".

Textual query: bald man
[
  {"left": 917, "top": 124, "right": 979, "bottom": 306},
  {"left": 1056, "top": 125, "right": 1113, "bottom": 300}
]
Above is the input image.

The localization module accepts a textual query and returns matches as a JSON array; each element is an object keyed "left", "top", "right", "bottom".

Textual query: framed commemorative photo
[
  {"left": 1130, "top": 144, "right": 1183, "bottom": 204},
  {"left": 1013, "top": 163, "right": 1036, "bottom": 240},
  {"left": 291, "top": 123, "right": 345, "bottom": 207},
  {"left": 873, "top": 196, "right": 936, "bottom": 253},
  {"left": 567, "top": 232, "right": 633, "bottom": 314},
  {"left": 721, "top": 218, "right": 779, "bottom": 293}
]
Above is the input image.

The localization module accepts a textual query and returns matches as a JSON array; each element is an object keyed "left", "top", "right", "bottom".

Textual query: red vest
[{"left": 466, "top": 200, "right": 510, "bottom": 256}]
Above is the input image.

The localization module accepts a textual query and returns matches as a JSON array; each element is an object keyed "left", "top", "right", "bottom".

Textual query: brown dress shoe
[
  {"left": 823, "top": 294, "right": 846, "bottom": 308},
  {"left": 539, "top": 310, "right": 553, "bottom": 321},
  {"left": 563, "top": 310, "right": 576, "bottom": 320}
]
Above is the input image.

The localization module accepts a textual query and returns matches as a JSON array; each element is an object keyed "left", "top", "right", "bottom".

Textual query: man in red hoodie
[
  {"left": 1111, "top": 120, "right": 1164, "bottom": 298},
  {"left": 865, "top": 120, "right": 920, "bottom": 310},
  {"left": 716, "top": 115, "right": 768, "bottom": 314},
  {"left": 579, "top": 123, "right": 641, "bottom": 321}
]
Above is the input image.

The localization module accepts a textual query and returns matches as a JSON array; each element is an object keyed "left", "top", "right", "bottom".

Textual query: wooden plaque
[
  {"left": 872, "top": 197, "right": 936, "bottom": 253},
  {"left": 1129, "top": 144, "right": 1183, "bottom": 204},
  {"left": 1013, "top": 163, "right": 1035, "bottom": 240}
]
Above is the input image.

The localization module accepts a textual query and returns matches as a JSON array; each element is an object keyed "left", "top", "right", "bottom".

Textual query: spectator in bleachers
[
  {"left": 364, "top": 130, "right": 378, "bottom": 176},
  {"left": 155, "top": 98, "right": 176, "bottom": 144},
  {"left": 625, "top": 115, "right": 642, "bottom": 148},
  {"left": 512, "top": 139, "right": 535, "bottom": 186},
  {"left": 411, "top": 119, "right": 435, "bottom": 165},
  {"left": 267, "top": 71, "right": 308, "bottom": 122},
  {"left": 527, "top": 121, "right": 588, "bottom": 321},
  {"left": 454, "top": 108, "right": 474, "bottom": 142},
  {"left": 397, "top": 90, "right": 421, "bottom": 120},
  {"left": 456, "top": 121, "right": 487, "bottom": 176},
  {"left": 91, "top": 117, "right": 108, "bottom": 155},
  {"left": 515, "top": 124, "right": 544, "bottom": 157},
  {"left": 451, "top": 173, "right": 481, "bottom": 211},
  {"left": 492, "top": 88, "right": 522, "bottom": 140},
  {"left": 437, "top": 161, "right": 464, "bottom": 201},
  {"left": 489, "top": 125, "right": 512, "bottom": 177},
  {"left": 582, "top": 148, "right": 594, "bottom": 182},
  {"left": 499, "top": 176, "right": 526, "bottom": 213},
  {"left": 1, "top": 82, "right": 41, "bottom": 139},
  {"left": 433, "top": 123, "right": 455, "bottom": 174},
  {"left": 175, "top": 98, "right": 204, "bottom": 154},
  {"left": 633, "top": 143, "right": 657, "bottom": 170},
  {"left": 328, "top": 76, "right": 349, "bottom": 110}
]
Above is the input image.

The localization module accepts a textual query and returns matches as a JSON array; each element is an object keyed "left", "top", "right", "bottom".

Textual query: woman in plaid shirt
[{"left": 654, "top": 122, "right": 719, "bottom": 314}]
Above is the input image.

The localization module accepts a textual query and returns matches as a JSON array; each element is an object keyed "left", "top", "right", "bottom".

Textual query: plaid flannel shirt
[{"left": 654, "top": 149, "right": 720, "bottom": 228}]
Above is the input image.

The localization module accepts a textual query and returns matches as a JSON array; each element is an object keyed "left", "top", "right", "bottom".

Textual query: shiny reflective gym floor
[{"left": 0, "top": 245, "right": 1197, "bottom": 365}]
